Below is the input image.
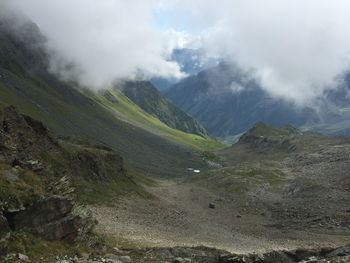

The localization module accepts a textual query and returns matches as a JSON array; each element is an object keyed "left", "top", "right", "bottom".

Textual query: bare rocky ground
[
  {"left": 2, "top": 114, "right": 350, "bottom": 262},
  {"left": 89, "top": 124, "right": 350, "bottom": 262},
  {"left": 91, "top": 179, "right": 349, "bottom": 254}
]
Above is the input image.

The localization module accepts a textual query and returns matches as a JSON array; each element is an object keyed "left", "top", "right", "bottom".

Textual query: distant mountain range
[{"left": 165, "top": 63, "right": 319, "bottom": 137}]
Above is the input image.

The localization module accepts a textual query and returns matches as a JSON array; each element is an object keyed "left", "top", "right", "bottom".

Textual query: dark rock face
[
  {"left": 10, "top": 196, "right": 86, "bottom": 241},
  {"left": 3, "top": 196, "right": 92, "bottom": 242},
  {"left": 0, "top": 214, "right": 10, "bottom": 241},
  {"left": 12, "top": 196, "right": 73, "bottom": 229},
  {"left": 32, "top": 215, "right": 82, "bottom": 241}
]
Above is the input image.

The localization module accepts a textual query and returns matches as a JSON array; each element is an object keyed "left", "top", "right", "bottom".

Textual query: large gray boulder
[{"left": 9, "top": 196, "right": 88, "bottom": 242}]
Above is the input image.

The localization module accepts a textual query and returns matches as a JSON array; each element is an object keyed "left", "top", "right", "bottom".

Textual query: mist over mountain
[
  {"left": 166, "top": 63, "right": 319, "bottom": 137},
  {"left": 151, "top": 48, "right": 221, "bottom": 91}
]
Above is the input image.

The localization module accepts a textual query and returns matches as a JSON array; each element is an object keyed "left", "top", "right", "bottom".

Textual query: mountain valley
[{"left": 0, "top": 7, "right": 350, "bottom": 263}]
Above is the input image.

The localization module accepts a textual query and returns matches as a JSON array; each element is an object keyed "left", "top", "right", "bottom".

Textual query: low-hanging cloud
[
  {"left": 4, "top": 0, "right": 350, "bottom": 104},
  {"left": 4, "top": 0, "right": 186, "bottom": 89},
  {"left": 190, "top": 0, "right": 350, "bottom": 105}
]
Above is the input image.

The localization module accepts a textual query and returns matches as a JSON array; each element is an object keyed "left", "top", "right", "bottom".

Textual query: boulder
[
  {"left": 32, "top": 215, "right": 82, "bottom": 241},
  {"left": 8, "top": 196, "right": 88, "bottom": 241},
  {"left": 12, "top": 196, "right": 74, "bottom": 229}
]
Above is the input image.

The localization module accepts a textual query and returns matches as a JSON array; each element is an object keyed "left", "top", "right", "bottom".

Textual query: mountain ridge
[{"left": 166, "top": 63, "right": 317, "bottom": 137}]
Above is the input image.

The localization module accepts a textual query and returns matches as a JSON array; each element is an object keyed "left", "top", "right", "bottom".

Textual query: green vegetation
[
  {"left": 120, "top": 81, "right": 208, "bottom": 137},
  {"left": 2, "top": 232, "right": 80, "bottom": 262},
  {"left": 200, "top": 151, "right": 221, "bottom": 162},
  {"left": 73, "top": 169, "right": 155, "bottom": 206},
  {"left": 250, "top": 122, "right": 300, "bottom": 139},
  {"left": 95, "top": 89, "right": 223, "bottom": 151},
  {"left": 0, "top": 165, "right": 47, "bottom": 210}
]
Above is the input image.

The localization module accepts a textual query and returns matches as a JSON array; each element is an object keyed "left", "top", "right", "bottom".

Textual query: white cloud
[
  {"left": 4, "top": 0, "right": 350, "bottom": 104},
  {"left": 192, "top": 0, "right": 350, "bottom": 105},
  {"left": 5, "top": 0, "right": 185, "bottom": 89}
]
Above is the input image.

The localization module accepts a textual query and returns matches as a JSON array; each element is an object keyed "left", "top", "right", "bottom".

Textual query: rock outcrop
[
  {"left": 0, "top": 105, "right": 59, "bottom": 164},
  {"left": 0, "top": 106, "right": 126, "bottom": 247},
  {"left": 6, "top": 196, "right": 89, "bottom": 242}
]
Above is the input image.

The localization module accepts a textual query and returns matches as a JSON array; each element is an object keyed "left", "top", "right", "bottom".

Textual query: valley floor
[{"left": 90, "top": 178, "right": 350, "bottom": 254}]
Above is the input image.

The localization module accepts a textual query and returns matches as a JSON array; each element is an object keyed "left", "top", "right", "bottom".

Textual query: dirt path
[{"left": 90, "top": 179, "right": 350, "bottom": 254}]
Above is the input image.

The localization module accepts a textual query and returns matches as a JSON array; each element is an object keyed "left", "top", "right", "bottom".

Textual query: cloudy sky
[{"left": 4, "top": 0, "right": 350, "bottom": 105}]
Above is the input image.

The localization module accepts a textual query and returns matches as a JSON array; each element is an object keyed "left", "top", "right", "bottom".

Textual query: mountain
[
  {"left": 151, "top": 48, "right": 220, "bottom": 91},
  {"left": 301, "top": 73, "right": 350, "bottom": 136},
  {"left": 166, "top": 63, "right": 317, "bottom": 137},
  {"left": 0, "top": 16, "right": 222, "bottom": 178},
  {"left": 119, "top": 81, "right": 208, "bottom": 137}
]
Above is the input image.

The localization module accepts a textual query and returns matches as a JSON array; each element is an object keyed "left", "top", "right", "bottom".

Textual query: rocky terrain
[{"left": 1, "top": 106, "right": 349, "bottom": 262}]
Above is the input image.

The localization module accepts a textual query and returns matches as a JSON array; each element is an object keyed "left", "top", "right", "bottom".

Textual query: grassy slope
[
  {"left": 95, "top": 89, "right": 222, "bottom": 151},
  {"left": 119, "top": 81, "right": 209, "bottom": 137},
  {"left": 0, "top": 68, "right": 223, "bottom": 178}
]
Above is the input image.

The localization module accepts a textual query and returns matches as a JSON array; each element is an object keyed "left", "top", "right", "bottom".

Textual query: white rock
[{"left": 18, "top": 253, "right": 30, "bottom": 262}]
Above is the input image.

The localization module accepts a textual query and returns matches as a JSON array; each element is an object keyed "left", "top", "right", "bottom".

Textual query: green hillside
[
  {"left": 119, "top": 81, "right": 208, "bottom": 137},
  {"left": 95, "top": 89, "right": 221, "bottom": 151}
]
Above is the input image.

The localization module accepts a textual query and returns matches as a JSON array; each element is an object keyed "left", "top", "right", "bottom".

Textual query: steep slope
[
  {"left": 119, "top": 81, "right": 208, "bottom": 137},
  {"left": 0, "top": 16, "right": 221, "bottom": 178},
  {"left": 166, "top": 63, "right": 317, "bottom": 137},
  {"left": 94, "top": 89, "right": 220, "bottom": 151}
]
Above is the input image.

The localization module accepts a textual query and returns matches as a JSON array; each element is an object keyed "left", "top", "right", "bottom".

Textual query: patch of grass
[
  {"left": 201, "top": 151, "right": 221, "bottom": 162},
  {"left": 1, "top": 232, "right": 91, "bottom": 262},
  {"left": 74, "top": 177, "right": 149, "bottom": 206},
  {"left": 74, "top": 168, "right": 155, "bottom": 206},
  {"left": 0, "top": 165, "right": 46, "bottom": 210},
  {"left": 252, "top": 122, "right": 300, "bottom": 139}
]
